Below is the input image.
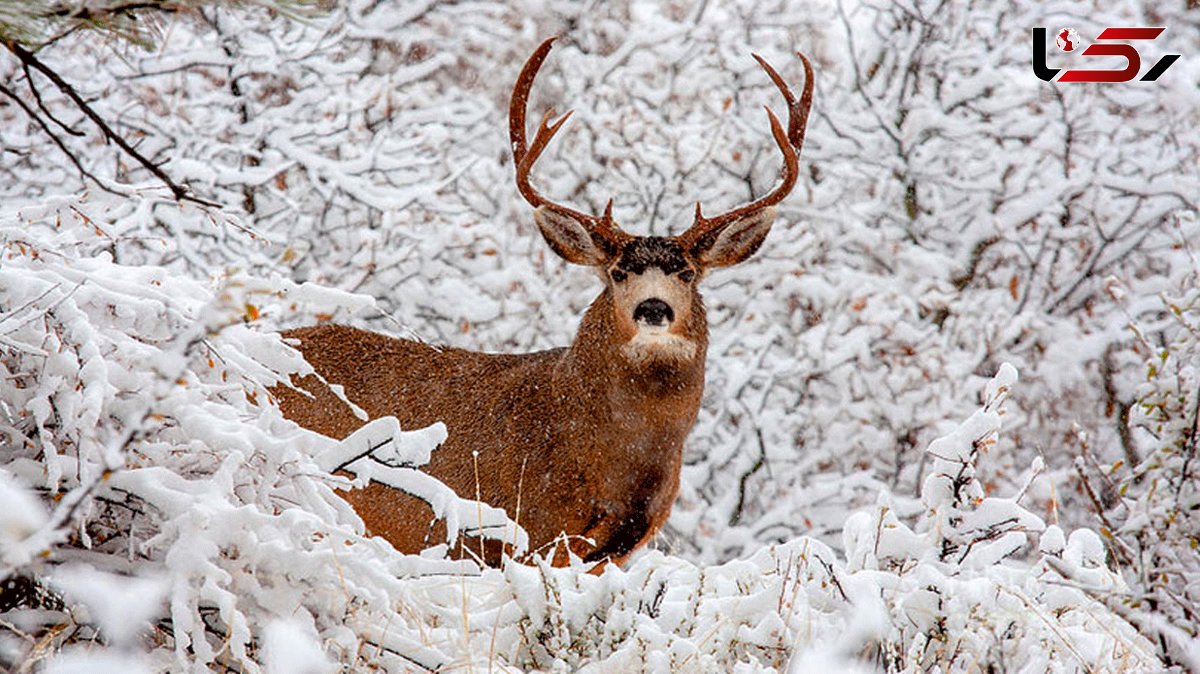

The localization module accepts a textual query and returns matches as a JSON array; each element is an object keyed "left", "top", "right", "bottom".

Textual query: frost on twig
[
  {"left": 0, "top": 192, "right": 513, "bottom": 672},
  {"left": 837, "top": 366, "right": 1157, "bottom": 672}
]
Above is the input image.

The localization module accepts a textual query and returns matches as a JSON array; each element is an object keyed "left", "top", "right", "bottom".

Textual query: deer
[{"left": 274, "top": 37, "right": 813, "bottom": 568}]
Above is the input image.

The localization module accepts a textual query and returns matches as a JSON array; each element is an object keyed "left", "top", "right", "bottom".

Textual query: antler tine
[
  {"left": 510, "top": 37, "right": 627, "bottom": 243},
  {"left": 515, "top": 106, "right": 575, "bottom": 206},
  {"left": 681, "top": 51, "right": 814, "bottom": 248},
  {"left": 510, "top": 38, "right": 556, "bottom": 172},
  {"left": 754, "top": 51, "right": 814, "bottom": 153}
]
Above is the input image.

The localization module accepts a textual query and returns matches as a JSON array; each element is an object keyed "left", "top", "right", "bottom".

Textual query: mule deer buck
[{"left": 276, "top": 38, "right": 813, "bottom": 567}]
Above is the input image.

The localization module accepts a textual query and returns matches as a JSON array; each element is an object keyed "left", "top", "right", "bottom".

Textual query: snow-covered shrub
[
  {"left": 0, "top": 193, "right": 517, "bottom": 671},
  {"left": 2, "top": 0, "right": 1198, "bottom": 670},
  {"left": 1, "top": 191, "right": 1167, "bottom": 671},
  {"left": 1074, "top": 224, "right": 1200, "bottom": 669},
  {"left": 2, "top": 0, "right": 1197, "bottom": 565},
  {"left": 838, "top": 365, "right": 1157, "bottom": 672}
]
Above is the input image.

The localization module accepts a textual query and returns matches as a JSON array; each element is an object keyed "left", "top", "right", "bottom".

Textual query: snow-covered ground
[{"left": 1, "top": 1, "right": 1197, "bottom": 671}]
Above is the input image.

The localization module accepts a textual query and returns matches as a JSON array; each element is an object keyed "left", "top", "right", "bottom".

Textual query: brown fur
[{"left": 274, "top": 288, "right": 708, "bottom": 566}]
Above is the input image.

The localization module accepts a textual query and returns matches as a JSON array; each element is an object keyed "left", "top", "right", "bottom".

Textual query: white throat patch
[{"left": 621, "top": 329, "right": 698, "bottom": 365}]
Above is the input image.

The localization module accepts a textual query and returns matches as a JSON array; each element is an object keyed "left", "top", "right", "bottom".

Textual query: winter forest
[{"left": 1, "top": 0, "right": 1198, "bottom": 671}]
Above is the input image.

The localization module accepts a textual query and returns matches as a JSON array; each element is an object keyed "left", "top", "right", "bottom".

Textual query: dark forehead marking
[{"left": 616, "top": 237, "right": 688, "bottom": 274}]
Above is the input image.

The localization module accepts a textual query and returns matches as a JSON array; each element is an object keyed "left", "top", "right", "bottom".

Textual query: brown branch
[
  {"left": 1071, "top": 458, "right": 1135, "bottom": 567},
  {"left": 20, "top": 61, "right": 84, "bottom": 136},
  {"left": 0, "top": 80, "right": 122, "bottom": 195},
  {"left": 42, "top": 1, "right": 177, "bottom": 20},
  {"left": 1175, "top": 383, "right": 1200, "bottom": 504},
  {"left": 816, "top": 555, "right": 849, "bottom": 602},
  {"left": 33, "top": 2, "right": 183, "bottom": 52},
  {"left": 3, "top": 39, "right": 220, "bottom": 208},
  {"left": 950, "top": 235, "right": 1000, "bottom": 290},
  {"left": 1102, "top": 344, "right": 1139, "bottom": 468}
]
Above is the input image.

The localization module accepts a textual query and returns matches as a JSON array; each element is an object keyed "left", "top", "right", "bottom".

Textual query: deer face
[
  {"left": 512, "top": 38, "right": 811, "bottom": 363},
  {"left": 532, "top": 205, "right": 779, "bottom": 363},
  {"left": 606, "top": 236, "right": 699, "bottom": 363}
]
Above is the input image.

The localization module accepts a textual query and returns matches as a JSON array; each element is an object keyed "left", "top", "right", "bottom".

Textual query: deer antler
[
  {"left": 677, "top": 51, "right": 814, "bottom": 252},
  {"left": 510, "top": 37, "right": 630, "bottom": 251}
]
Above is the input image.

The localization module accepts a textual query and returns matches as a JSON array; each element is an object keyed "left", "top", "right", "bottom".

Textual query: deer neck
[{"left": 561, "top": 289, "right": 707, "bottom": 419}]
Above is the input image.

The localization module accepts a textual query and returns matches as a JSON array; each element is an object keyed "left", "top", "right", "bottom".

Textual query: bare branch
[{"left": 3, "top": 39, "right": 220, "bottom": 208}]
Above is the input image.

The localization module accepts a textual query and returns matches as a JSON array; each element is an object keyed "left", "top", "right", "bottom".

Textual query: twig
[
  {"left": 1072, "top": 459, "right": 1119, "bottom": 534},
  {"left": 816, "top": 555, "right": 849, "bottom": 602},
  {"left": 1174, "top": 383, "right": 1200, "bottom": 503},
  {"left": 729, "top": 428, "right": 766, "bottom": 526},
  {"left": 0, "top": 81, "right": 122, "bottom": 195},
  {"left": 331, "top": 436, "right": 399, "bottom": 473},
  {"left": 1071, "top": 458, "right": 1136, "bottom": 567},
  {"left": 3, "top": 39, "right": 220, "bottom": 208},
  {"left": 43, "top": 1, "right": 175, "bottom": 21},
  {"left": 20, "top": 61, "right": 84, "bottom": 136},
  {"left": 1102, "top": 344, "right": 1138, "bottom": 469},
  {"left": 999, "top": 585, "right": 1099, "bottom": 674}
]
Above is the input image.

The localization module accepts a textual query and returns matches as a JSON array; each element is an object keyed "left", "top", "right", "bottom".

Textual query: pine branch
[{"left": 1, "top": 1, "right": 320, "bottom": 51}]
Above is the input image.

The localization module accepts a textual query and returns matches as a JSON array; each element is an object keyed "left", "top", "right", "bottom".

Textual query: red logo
[
  {"left": 1056, "top": 28, "right": 1079, "bottom": 52},
  {"left": 1033, "top": 27, "right": 1180, "bottom": 83}
]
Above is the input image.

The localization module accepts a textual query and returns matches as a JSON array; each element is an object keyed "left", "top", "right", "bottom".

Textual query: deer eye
[
  {"left": 611, "top": 269, "right": 627, "bottom": 282},
  {"left": 679, "top": 269, "right": 695, "bottom": 283}
]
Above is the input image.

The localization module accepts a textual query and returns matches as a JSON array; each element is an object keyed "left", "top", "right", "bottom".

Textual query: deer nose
[{"left": 633, "top": 299, "right": 674, "bottom": 326}]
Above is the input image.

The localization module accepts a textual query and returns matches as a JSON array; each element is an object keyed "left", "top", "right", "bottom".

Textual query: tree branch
[
  {"left": 3, "top": 38, "right": 220, "bottom": 208},
  {"left": 0, "top": 79, "right": 121, "bottom": 195},
  {"left": 20, "top": 61, "right": 84, "bottom": 136}
]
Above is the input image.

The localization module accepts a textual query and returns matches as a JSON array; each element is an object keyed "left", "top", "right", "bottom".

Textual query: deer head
[{"left": 510, "top": 38, "right": 813, "bottom": 366}]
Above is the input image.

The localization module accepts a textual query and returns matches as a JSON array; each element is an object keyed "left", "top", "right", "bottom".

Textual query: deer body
[
  {"left": 276, "top": 39, "right": 812, "bottom": 566},
  {"left": 281, "top": 285, "right": 706, "bottom": 563}
]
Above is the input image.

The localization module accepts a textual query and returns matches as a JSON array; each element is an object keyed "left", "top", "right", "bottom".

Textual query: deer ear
[
  {"left": 533, "top": 206, "right": 610, "bottom": 266},
  {"left": 692, "top": 207, "right": 777, "bottom": 268}
]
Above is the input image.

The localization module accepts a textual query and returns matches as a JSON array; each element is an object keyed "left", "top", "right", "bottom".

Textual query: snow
[
  {"left": 263, "top": 618, "right": 337, "bottom": 674},
  {"left": 2, "top": 0, "right": 1198, "bottom": 670},
  {"left": 40, "top": 650, "right": 151, "bottom": 674},
  {"left": 49, "top": 565, "right": 167, "bottom": 647},
  {"left": 312, "top": 417, "right": 446, "bottom": 471},
  {"left": 0, "top": 470, "right": 48, "bottom": 563}
]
